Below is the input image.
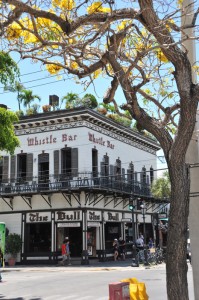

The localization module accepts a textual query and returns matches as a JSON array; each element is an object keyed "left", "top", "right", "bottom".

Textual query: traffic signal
[
  {"left": 137, "top": 198, "right": 143, "bottom": 210},
  {"left": 129, "top": 204, "right": 135, "bottom": 211}
]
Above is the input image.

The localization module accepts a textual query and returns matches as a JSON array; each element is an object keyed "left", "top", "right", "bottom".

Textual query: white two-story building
[{"left": 0, "top": 106, "right": 167, "bottom": 264}]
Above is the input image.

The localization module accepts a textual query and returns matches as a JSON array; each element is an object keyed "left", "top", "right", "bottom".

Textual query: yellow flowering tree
[{"left": 0, "top": 1, "right": 199, "bottom": 299}]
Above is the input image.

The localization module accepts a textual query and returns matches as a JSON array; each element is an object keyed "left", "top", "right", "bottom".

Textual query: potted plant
[
  {"left": 42, "top": 104, "right": 51, "bottom": 112},
  {"left": 5, "top": 233, "right": 22, "bottom": 266}
]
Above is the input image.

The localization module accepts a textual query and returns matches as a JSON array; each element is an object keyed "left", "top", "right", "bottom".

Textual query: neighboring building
[{"left": 0, "top": 106, "right": 167, "bottom": 264}]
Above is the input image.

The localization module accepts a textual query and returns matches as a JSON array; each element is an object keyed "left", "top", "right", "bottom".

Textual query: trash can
[
  {"left": 81, "top": 250, "right": 89, "bottom": 265},
  {"left": 132, "top": 245, "right": 139, "bottom": 267},
  {"left": 97, "top": 250, "right": 107, "bottom": 262}
]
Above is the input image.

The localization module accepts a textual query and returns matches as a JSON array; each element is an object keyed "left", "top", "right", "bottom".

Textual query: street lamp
[
  {"left": 140, "top": 202, "right": 146, "bottom": 245},
  {"left": 128, "top": 195, "right": 135, "bottom": 243},
  {"left": 140, "top": 202, "right": 149, "bottom": 266},
  {"left": 129, "top": 195, "right": 139, "bottom": 267}
]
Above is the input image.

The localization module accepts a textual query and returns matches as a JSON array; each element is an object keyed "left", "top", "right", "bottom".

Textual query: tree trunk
[{"left": 166, "top": 160, "right": 190, "bottom": 300}]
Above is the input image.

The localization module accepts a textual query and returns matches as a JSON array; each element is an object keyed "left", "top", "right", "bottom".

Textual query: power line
[
  {"left": 0, "top": 77, "right": 68, "bottom": 95},
  {"left": 0, "top": 72, "right": 66, "bottom": 90}
]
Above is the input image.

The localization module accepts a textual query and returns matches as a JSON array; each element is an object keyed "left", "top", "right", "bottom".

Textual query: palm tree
[
  {"left": 4, "top": 81, "right": 24, "bottom": 110},
  {"left": 18, "top": 89, "right": 41, "bottom": 109},
  {"left": 61, "top": 92, "right": 80, "bottom": 109},
  {"left": 15, "top": 81, "right": 24, "bottom": 111}
]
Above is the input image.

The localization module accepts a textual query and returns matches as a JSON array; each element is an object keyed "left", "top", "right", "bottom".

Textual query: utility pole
[{"left": 182, "top": 1, "right": 199, "bottom": 299}]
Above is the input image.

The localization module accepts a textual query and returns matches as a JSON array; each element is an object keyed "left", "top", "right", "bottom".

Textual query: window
[
  {"left": 61, "top": 148, "right": 72, "bottom": 175},
  {"left": 25, "top": 223, "right": 51, "bottom": 253},
  {"left": 38, "top": 153, "right": 49, "bottom": 182},
  {"left": 92, "top": 149, "right": 98, "bottom": 177},
  {"left": 17, "top": 154, "right": 27, "bottom": 181}
]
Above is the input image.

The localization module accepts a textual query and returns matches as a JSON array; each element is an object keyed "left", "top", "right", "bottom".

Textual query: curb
[{"left": 1, "top": 263, "right": 165, "bottom": 273}]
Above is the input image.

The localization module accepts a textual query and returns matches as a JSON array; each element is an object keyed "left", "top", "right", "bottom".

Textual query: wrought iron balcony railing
[{"left": 0, "top": 173, "right": 152, "bottom": 198}]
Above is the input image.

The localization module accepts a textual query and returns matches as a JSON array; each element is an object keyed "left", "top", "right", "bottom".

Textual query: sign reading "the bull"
[{"left": 55, "top": 210, "right": 82, "bottom": 221}]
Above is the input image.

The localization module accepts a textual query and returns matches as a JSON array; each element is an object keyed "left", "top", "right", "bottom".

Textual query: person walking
[
  {"left": 136, "top": 234, "right": 144, "bottom": 250},
  {"left": 113, "top": 239, "right": 119, "bottom": 261},
  {"left": 65, "top": 239, "right": 71, "bottom": 266},
  {"left": 61, "top": 239, "right": 67, "bottom": 266},
  {"left": 148, "top": 237, "right": 154, "bottom": 249},
  {"left": 118, "top": 237, "right": 126, "bottom": 260}
]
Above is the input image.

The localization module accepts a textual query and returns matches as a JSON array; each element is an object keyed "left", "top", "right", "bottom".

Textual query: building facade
[{"left": 0, "top": 107, "right": 167, "bottom": 264}]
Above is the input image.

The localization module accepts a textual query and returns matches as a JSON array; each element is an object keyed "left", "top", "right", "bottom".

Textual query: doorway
[{"left": 56, "top": 225, "right": 82, "bottom": 257}]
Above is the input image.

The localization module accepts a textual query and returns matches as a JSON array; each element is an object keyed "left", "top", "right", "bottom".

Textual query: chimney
[{"left": 49, "top": 95, "right": 59, "bottom": 107}]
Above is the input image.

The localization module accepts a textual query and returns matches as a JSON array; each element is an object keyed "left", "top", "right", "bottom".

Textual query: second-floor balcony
[{"left": 0, "top": 172, "right": 152, "bottom": 199}]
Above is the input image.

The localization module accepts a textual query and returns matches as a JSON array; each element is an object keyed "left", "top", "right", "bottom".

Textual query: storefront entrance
[
  {"left": 56, "top": 225, "right": 82, "bottom": 257},
  {"left": 87, "top": 227, "right": 96, "bottom": 256},
  {"left": 105, "top": 222, "right": 121, "bottom": 250}
]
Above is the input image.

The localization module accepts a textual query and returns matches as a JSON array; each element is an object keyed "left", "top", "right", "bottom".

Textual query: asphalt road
[{"left": 0, "top": 262, "right": 194, "bottom": 300}]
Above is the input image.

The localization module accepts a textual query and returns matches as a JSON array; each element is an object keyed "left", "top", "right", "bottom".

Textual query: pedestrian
[
  {"left": 118, "top": 237, "right": 126, "bottom": 260},
  {"left": 0, "top": 247, "right": 3, "bottom": 282},
  {"left": 136, "top": 234, "right": 144, "bottom": 250},
  {"left": 148, "top": 237, "right": 154, "bottom": 249},
  {"left": 113, "top": 239, "right": 119, "bottom": 261},
  {"left": 65, "top": 239, "right": 71, "bottom": 266},
  {"left": 61, "top": 239, "right": 67, "bottom": 266}
]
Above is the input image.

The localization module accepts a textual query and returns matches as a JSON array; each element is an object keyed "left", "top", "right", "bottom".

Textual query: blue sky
[
  {"left": 1, "top": 1, "right": 198, "bottom": 173},
  {"left": 0, "top": 53, "right": 168, "bottom": 172}
]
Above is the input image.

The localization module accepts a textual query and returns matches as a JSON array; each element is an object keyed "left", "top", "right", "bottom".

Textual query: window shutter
[
  {"left": 150, "top": 166, "right": 154, "bottom": 184},
  {"left": 2, "top": 156, "right": 9, "bottom": 183},
  {"left": 100, "top": 162, "right": 105, "bottom": 176},
  {"left": 127, "top": 169, "right": 131, "bottom": 182},
  {"left": 134, "top": 171, "right": 138, "bottom": 182},
  {"left": 54, "top": 150, "right": 59, "bottom": 179},
  {"left": 26, "top": 153, "right": 33, "bottom": 181},
  {"left": 104, "top": 155, "right": 109, "bottom": 176},
  {"left": 122, "top": 168, "right": 125, "bottom": 180},
  {"left": 71, "top": 148, "right": 78, "bottom": 177},
  {"left": 110, "top": 165, "right": 114, "bottom": 176},
  {"left": 10, "top": 155, "right": 16, "bottom": 182}
]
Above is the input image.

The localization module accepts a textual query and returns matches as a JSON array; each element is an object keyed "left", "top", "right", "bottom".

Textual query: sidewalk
[{"left": 1, "top": 258, "right": 165, "bottom": 272}]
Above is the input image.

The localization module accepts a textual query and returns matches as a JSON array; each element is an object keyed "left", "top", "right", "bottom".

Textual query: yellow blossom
[
  {"left": 87, "top": 1, "right": 110, "bottom": 14},
  {"left": 46, "top": 63, "right": 63, "bottom": 74},
  {"left": 93, "top": 69, "right": 101, "bottom": 79},
  {"left": 23, "top": 32, "right": 38, "bottom": 44},
  {"left": 117, "top": 20, "right": 132, "bottom": 31},
  {"left": 6, "top": 23, "right": 21, "bottom": 40},
  {"left": 70, "top": 61, "right": 78, "bottom": 69},
  {"left": 193, "top": 65, "right": 199, "bottom": 75},
  {"left": 156, "top": 49, "right": 169, "bottom": 63},
  {"left": 68, "top": 38, "right": 76, "bottom": 44},
  {"left": 52, "top": 0, "right": 75, "bottom": 10},
  {"left": 165, "top": 19, "right": 175, "bottom": 32}
]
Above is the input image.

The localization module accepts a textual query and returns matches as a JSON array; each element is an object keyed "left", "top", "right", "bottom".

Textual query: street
[{"left": 0, "top": 263, "right": 194, "bottom": 300}]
